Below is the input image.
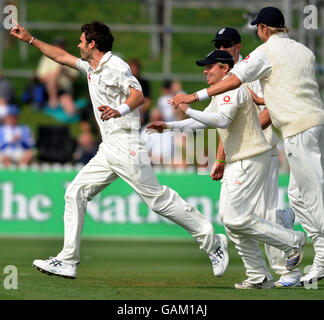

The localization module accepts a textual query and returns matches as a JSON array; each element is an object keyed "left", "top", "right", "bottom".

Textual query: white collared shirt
[{"left": 77, "top": 52, "right": 142, "bottom": 140}]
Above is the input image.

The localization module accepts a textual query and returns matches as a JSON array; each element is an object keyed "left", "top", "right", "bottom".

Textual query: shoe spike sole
[{"left": 32, "top": 264, "right": 75, "bottom": 279}]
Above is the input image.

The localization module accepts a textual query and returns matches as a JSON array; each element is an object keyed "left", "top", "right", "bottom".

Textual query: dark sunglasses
[{"left": 214, "top": 40, "right": 234, "bottom": 49}]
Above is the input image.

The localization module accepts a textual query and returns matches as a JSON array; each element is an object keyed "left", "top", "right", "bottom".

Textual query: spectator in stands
[
  {"left": 0, "top": 105, "right": 35, "bottom": 167},
  {"left": 0, "top": 72, "right": 15, "bottom": 105},
  {"left": 128, "top": 58, "right": 152, "bottom": 126},
  {"left": 21, "top": 75, "right": 48, "bottom": 111},
  {"left": 0, "top": 103, "right": 9, "bottom": 123},
  {"left": 73, "top": 130, "right": 98, "bottom": 165},
  {"left": 36, "top": 37, "right": 79, "bottom": 115},
  {"left": 157, "top": 79, "right": 187, "bottom": 122}
]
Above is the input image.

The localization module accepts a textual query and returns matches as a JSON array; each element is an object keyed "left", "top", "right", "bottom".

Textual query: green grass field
[{"left": 0, "top": 237, "right": 323, "bottom": 300}]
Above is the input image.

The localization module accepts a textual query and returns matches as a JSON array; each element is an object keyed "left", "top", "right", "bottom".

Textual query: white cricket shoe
[
  {"left": 33, "top": 257, "right": 77, "bottom": 279},
  {"left": 275, "top": 273, "right": 302, "bottom": 288},
  {"left": 235, "top": 278, "right": 274, "bottom": 289},
  {"left": 300, "top": 264, "right": 324, "bottom": 285},
  {"left": 286, "top": 232, "right": 306, "bottom": 271},
  {"left": 277, "top": 208, "right": 295, "bottom": 230},
  {"left": 209, "top": 234, "right": 229, "bottom": 277}
]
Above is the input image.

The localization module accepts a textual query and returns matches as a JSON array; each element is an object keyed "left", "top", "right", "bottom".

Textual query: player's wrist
[
  {"left": 215, "top": 159, "right": 225, "bottom": 163},
  {"left": 195, "top": 88, "right": 209, "bottom": 101},
  {"left": 184, "top": 107, "right": 192, "bottom": 116},
  {"left": 116, "top": 103, "right": 131, "bottom": 116},
  {"left": 28, "top": 36, "right": 35, "bottom": 45}
]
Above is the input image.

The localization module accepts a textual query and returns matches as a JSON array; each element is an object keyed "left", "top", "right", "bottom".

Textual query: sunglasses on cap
[{"left": 214, "top": 40, "right": 234, "bottom": 49}]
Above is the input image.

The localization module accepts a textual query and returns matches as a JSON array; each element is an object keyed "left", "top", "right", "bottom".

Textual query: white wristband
[
  {"left": 196, "top": 88, "right": 209, "bottom": 101},
  {"left": 116, "top": 103, "right": 131, "bottom": 116}
]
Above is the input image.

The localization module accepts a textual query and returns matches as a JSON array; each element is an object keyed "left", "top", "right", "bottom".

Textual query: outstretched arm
[
  {"left": 177, "top": 104, "right": 232, "bottom": 129},
  {"left": 146, "top": 117, "right": 207, "bottom": 133},
  {"left": 171, "top": 74, "right": 242, "bottom": 106},
  {"left": 10, "top": 23, "right": 78, "bottom": 70}
]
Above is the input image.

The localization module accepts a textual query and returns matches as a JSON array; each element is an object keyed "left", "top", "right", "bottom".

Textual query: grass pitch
[{"left": 0, "top": 237, "right": 323, "bottom": 300}]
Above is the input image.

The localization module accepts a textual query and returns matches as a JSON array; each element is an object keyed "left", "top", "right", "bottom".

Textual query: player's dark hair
[{"left": 81, "top": 21, "right": 114, "bottom": 52}]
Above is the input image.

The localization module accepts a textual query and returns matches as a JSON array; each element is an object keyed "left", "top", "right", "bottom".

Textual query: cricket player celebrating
[
  {"left": 10, "top": 21, "right": 228, "bottom": 279},
  {"left": 210, "top": 27, "right": 301, "bottom": 287},
  {"left": 171, "top": 7, "right": 324, "bottom": 286},
  {"left": 148, "top": 49, "right": 306, "bottom": 289}
]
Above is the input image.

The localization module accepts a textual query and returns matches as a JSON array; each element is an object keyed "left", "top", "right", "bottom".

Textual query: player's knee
[
  {"left": 65, "top": 183, "right": 87, "bottom": 203},
  {"left": 222, "top": 216, "right": 247, "bottom": 231},
  {"left": 150, "top": 197, "right": 168, "bottom": 214},
  {"left": 64, "top": 183, "right": 74, "bottom": 202},
  {"left": 147, "top": 188, "right": 172, "bottom": 214}
]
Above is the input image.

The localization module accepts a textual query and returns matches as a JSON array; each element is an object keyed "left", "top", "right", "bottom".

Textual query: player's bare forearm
[
  {"left": 259, "top": 108, "right": 272, "bottom": 130},
  {"left": 31, "top": 38, "right": 78, "bottom": 70},
  {"left": 210, "top": 137, "right": 226, "bottom": 181},
  {"left": 125, "top": 87, "right": 145, "bottom": 111},
  {"left": 10, "top": 23, "right": 78, "bottom": 70},
  {"left": 216, "top": 137, "right": 226, "bottom": 161},
  {"left": 98, "top": 87, "right": 144, "bottom": 120}
]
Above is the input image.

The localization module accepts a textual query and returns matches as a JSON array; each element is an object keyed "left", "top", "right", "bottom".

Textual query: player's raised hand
[
  {"left": 146, "top": 121, "right": 167, "bottom": 133},
  {"left": 10, "top": 19, "right": 33, "bottom": 43},
  {"left": 210, "top": 160, "right": 225, "bottom": 181},
  {"left": 169, "top": 93, "right": 195, "bottom": 107},
  {"left": 98, "top": 105, "right": 121, "bottom": 120}
]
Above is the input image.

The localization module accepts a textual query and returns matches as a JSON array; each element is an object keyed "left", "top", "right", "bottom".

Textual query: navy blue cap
[
  {"left": 211, "top": 27, "right": 241, "bottom": 44},
  {"left": 196, "top": 50, "right": 234, "bottom": 68},
  {"left": 251, "top": 7, "right": 285, "bottom": 28}
]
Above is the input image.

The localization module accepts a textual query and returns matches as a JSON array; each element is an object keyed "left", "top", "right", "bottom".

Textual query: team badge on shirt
[
  {"left": 220, "top": 95, "right": 232, "bottom": 106},
  {"left": 243, "top": 55, "right": 250, "bottom": 63}
]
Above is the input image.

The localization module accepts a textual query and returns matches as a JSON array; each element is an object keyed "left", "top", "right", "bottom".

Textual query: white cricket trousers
[
  {"left": 219, "top": 150, "right": 303, "bottom": 284},
  {"left": 257, "top": 148, "right": 300, "bottom": 277},
  {"left": 56, "top": 133, "right": 218, "bottom": 264},
  {"left": 284, "top": 125, "right": 324, "bottom": 268}
]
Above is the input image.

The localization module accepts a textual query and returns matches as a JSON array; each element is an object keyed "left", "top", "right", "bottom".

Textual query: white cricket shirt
[{"left": 77, "top": 52, "right": 142, "bottom": 141}]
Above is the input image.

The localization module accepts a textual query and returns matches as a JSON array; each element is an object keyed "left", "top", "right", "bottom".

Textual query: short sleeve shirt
[{"left": 230, "top": 49, "right": 272, "bottom": 84}]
